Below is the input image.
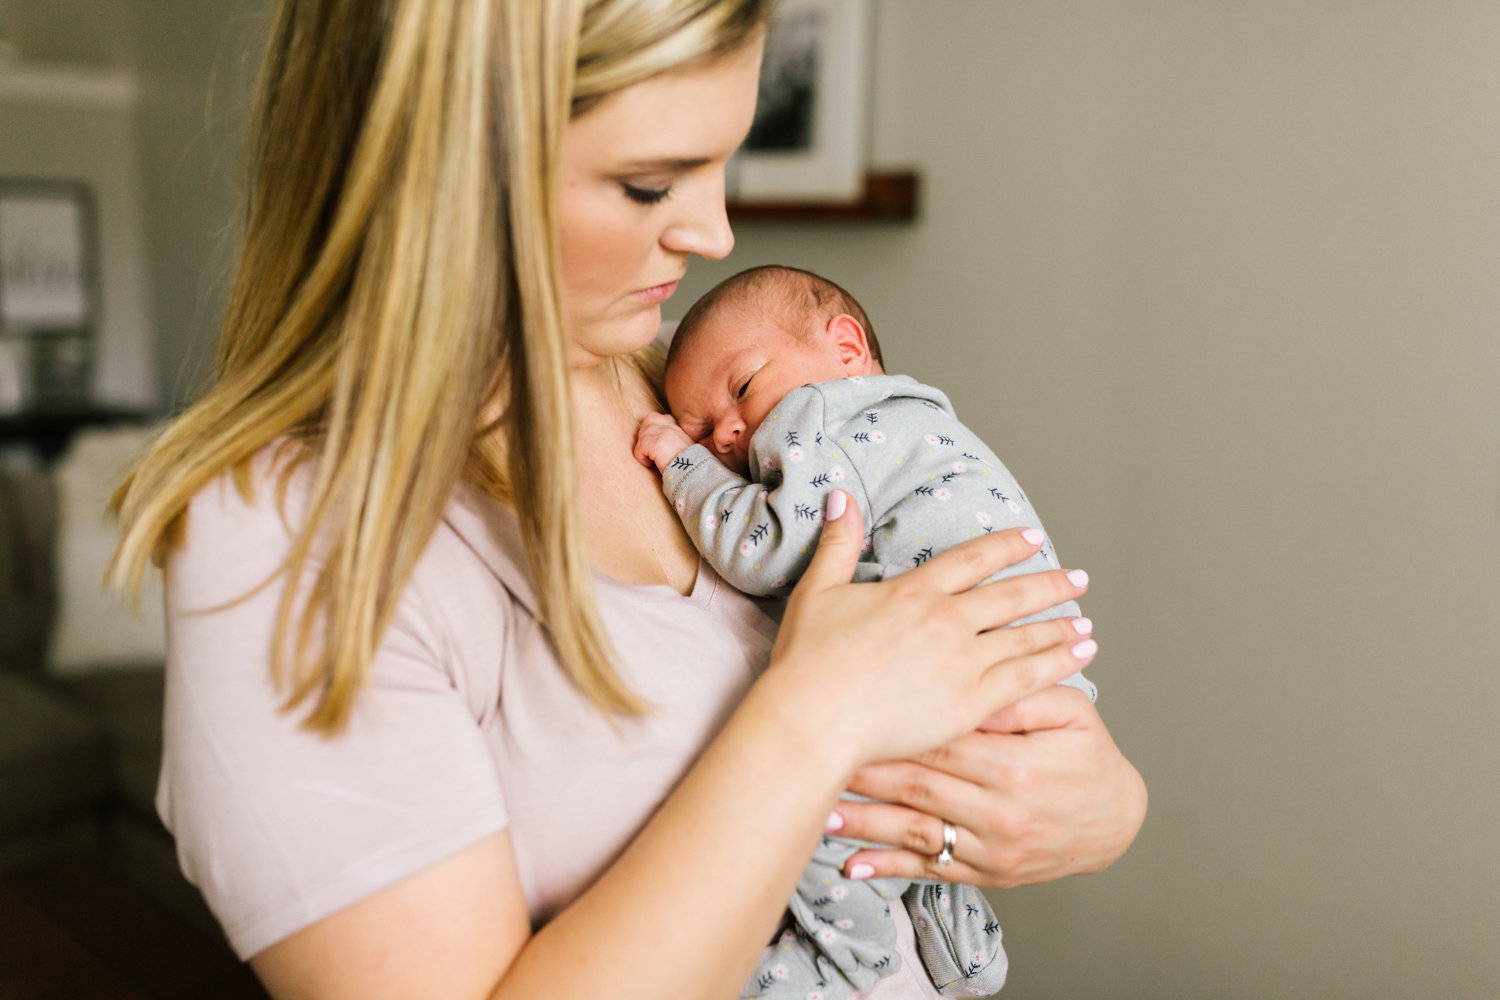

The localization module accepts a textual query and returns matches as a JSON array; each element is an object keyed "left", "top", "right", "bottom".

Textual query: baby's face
[{"left": 666, "top": 302, "right": 855, "bottom": 476}]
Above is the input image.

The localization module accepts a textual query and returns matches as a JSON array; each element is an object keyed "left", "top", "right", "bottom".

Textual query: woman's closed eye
[{"left": 621, "top": 181, "right": 671, "bottom": 205}]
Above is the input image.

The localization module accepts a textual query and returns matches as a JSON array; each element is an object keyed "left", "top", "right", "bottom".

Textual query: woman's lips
[{"left": 632, "top": 280, "right": 680, "bottom": 304}]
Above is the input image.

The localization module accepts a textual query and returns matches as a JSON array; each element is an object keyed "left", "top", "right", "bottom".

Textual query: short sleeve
[{"left": 156, "top": 465, "right": 509, "bottom": 960}]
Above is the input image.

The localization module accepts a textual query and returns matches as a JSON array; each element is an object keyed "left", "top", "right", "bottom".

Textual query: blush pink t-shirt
[{"left": 157, "top": 451, "right": 942, "bottom": 998}]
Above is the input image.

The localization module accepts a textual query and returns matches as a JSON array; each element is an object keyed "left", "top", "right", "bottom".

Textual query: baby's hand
[{"left": 634, "top": 412, "right": 696, "bottom": 472}]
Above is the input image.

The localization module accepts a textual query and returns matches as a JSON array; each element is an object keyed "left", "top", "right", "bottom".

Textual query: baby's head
[{"left": 665, "top": 266, "right": 884, "bottom": 475}]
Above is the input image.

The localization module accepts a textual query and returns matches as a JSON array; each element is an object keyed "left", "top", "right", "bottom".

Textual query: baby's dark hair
[{"left": 668, "top": 265, "right": 884, "bottom": 370}]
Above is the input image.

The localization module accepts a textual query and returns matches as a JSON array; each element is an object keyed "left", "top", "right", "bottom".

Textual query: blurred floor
[{"left": 0, "top": 855, "right": 267, "bottom": 1000}]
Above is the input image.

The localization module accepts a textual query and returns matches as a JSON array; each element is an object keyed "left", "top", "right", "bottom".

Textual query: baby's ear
[{"left": 827, "top": 313, "right": 876, "bottom": 375}]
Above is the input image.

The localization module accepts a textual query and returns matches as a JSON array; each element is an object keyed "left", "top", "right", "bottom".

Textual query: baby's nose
[{"left": 713, "top": 418, "right": 743, "bottom": 452}]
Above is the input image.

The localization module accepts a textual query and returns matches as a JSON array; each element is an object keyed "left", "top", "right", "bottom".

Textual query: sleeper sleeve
[{"left": 660, "top": 387, "right": 872, "bottom": 597}]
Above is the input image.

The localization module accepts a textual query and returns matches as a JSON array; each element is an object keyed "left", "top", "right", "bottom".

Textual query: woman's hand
[
  {"left": 827, "top": 685, "right": 1148, "bottom": 888},
  {"left": 757, "top": 490, "right": 1100, "bottom": 773}
]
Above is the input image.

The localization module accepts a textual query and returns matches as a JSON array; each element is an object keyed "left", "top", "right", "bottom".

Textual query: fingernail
[
  {"left": 1067, "top": 569, "right": 1090, "bottom": 588},
  {"left": 1071, "top": 617, "right": 1093, "bottom": 635},
  {"left": 848, "top": 863, "right": 875, "bottom": 880},
  {"left": 826, "top": 490, "right": 848, "bottom": 521},
  {"left": 825, "top": 811, "right": 845, "bottom": 832},
  {"left": 1021, "top": 527, "right": 1045, "bottom": 545},
  {"left": 1072, "top": 638, "right": 1099, "bottom": 660}
]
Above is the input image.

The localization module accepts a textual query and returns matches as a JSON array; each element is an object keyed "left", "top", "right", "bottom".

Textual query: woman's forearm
[{"left": 493, "top": 670, "right": 858, "bottom": 1000}]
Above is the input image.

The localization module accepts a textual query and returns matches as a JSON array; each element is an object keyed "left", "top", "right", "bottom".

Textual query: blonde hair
[{"left": 109, "top": 0, "right": 771, "bottom": 733}]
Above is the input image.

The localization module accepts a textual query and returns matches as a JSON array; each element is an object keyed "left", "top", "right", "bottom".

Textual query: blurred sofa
[{"left": 0, "top": 441, "right": 218, "bottom": 936}]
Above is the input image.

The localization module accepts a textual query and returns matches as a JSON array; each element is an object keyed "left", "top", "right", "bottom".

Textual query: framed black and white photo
[
  {"left": 731, "top": 0, "right": 871, "bottom": 203},
  {"left": 0, "top": 180, "right": 98, "bottom": 411}
]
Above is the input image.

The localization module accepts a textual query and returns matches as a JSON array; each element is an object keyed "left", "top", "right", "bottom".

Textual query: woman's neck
[{"left": 570, "top": 358, "right": 701, "bottom": 594}]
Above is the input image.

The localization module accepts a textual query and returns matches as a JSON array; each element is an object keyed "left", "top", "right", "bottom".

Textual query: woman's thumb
[{"left": 801, "top": 490, "right": 865, "bottom": 591}]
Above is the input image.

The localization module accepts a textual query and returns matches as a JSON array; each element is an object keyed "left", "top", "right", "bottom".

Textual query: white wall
[{"left": 672, "top": 3, "right": 1500, "bottom": 996}]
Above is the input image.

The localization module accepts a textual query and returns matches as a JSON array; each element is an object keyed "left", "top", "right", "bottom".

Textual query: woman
[{"left": 112, "top": 1, "right": 1146, "bottom": 997}]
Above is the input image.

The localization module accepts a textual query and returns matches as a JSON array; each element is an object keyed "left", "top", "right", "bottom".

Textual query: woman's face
[{"left": 558, "top": 40, "right": 763, "bottom": 367}]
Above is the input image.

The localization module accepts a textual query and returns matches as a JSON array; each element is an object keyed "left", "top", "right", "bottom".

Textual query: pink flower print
[
  {"left": 836, "top": 919, "right": 854, "bottom": 930},
  {"left": 934, "top": 488, "right": 953, "bottom": 502},
  {"left": 940, "top": 891, "right": 951, "bottom": 910},
  {"left": 870, "top": 431, "right": 886, "bottom": 444},
  {"left": 848, "top": 375, "right": 865, "bottom": 384},
  {"left": 976, "top": 512, "right": 992, "bottom": 529},
  {"left": 816, "top": 928, "right": 837, "bottom": 945},
  {"left": 774, "top": 577, "right": 787, "bottom": 589},
  {"left": 924, "top": 434, "right": 941, "bottom": 446},
  {"left": 764, "top": 456, "right": 778, "bottom": 470},
  {"left": 771, "top": 963, "right": 790, "bottom": 981},
  {"left": 952, "top": 461, "right": 967, "bottom": 474},
  {"left": 879, "top": 388, "right": 893, "bottom": 400},
  {"left": 862, "top": 535, "right": 873, "bottom": 553},
  {"left": 674, "top": 498, "right": 685, "bottom": 513},
  {"left": 726, "top": 487, "right": 743, "bottom": 497},
  {"left": 808, "top": 992, "right": 826, "bottom": 1000},
  {"left": 740, "top": 540, "right": 754, "bottom": 556},
  {"left": 706, "top": 514, "right": 720, "bottom": 530},
  {"left": 787, "top": 445, "right": 806, "bottom": 463},
  {"left": 830, "top": 885, "right": 848, "bottom": 902},
  {"left": 780, "top": 931, "right": 797, "bottom": 946},
  {"left": 971, "top": 952, "right": 984, "bottom": 967},
  {"left": 1007, "top": 500, "right": 1022, "bottom": 514},
  {"left": 829, "top": 466, "right": 845, "bottom": 482},
  {"left": 902, "top": 559, "right": 917, "bottom": 570}
]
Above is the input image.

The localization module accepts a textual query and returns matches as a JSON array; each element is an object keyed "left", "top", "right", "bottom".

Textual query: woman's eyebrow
[{"left": 617, "top": 156, "right": 712, "bottom": 172}]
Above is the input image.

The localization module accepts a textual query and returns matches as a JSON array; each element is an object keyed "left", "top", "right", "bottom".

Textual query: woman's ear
[{"left": 826, "top": 314, "right": 877, "bottom": 375}]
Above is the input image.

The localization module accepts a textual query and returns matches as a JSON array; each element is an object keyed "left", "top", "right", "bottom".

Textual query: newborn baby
[{"left": 635, "top": 265, "right": 1095, "bottom": 999}]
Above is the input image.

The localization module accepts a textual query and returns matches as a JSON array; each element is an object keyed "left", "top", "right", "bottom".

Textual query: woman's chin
[{"left": 568, "top": 303, "right": 675, "bottom": 365}]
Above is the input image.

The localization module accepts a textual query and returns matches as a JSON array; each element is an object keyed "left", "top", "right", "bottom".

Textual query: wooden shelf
[{"left": 726, "top": 170, "right": 920, "bottom": 223}]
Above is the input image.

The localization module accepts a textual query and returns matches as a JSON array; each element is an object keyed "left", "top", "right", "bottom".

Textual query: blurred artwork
[
  {"left": 747, "top": 9, "right": 822, "bottom": 152},
  {"left": 0, "top": 182, "right": 97, "bottom": 411},
  {"left": 0, "top": 193, "right": 89, "bottom": 329},
  {"left": 732, "top": 0, "right": 870, "bottom": 202}
]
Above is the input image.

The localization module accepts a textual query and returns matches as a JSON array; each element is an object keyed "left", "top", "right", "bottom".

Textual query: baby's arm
[{"left": 639, "top": 390, "right": 863, "bottom": 597}]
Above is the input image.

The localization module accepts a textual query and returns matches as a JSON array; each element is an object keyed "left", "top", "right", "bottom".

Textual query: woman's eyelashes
[{"left": 621, "top": 181, "right": 671, "bottom": 205}]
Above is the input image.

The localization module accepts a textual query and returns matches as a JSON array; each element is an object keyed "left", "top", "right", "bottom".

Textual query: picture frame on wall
[
  {"left": 730, "top": 0, "right": 871, "bottom": 203},
  {"left": 0, "top": 179, "right": 98, "bottom": 413}
]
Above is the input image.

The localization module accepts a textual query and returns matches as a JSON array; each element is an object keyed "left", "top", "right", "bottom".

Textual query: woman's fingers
[
  {"left": 902, "top": 526, "right": 1047, "bottom": 595},
  {"left": 972, "top": 615, "right": 1092, "bottom": 672},
  {"left": 955, "top": 567, "right": 1090, "bottom": 633},
  {"left": 971, "top": 626, "right": 1097, "bottom": 721},
  {"left": 830, "top": 793, "right": 989, "bottom": 883},
  {"left": 794, "top": 490, "right": 866, "bottom": 592}
]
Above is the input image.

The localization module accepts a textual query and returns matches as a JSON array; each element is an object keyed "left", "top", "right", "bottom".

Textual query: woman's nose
[{"left": 661, "top": 175, "right": 735, "bottom": 261}]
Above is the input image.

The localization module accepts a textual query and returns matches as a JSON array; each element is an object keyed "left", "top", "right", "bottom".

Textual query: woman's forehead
[{"left": 566, "top": 44, "right": 763, "bottom": 168}]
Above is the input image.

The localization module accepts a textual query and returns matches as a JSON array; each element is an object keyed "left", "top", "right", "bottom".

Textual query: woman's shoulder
[{"left": 172, "top": 442, "right": 534, "bottom": 615}]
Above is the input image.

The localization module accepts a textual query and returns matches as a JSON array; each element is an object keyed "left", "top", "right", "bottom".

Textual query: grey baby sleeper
[{"left": 659, "top": 374, "right": 1095, "bottom": 998}]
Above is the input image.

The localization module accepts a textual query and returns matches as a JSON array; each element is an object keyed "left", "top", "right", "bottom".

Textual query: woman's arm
[
  {"left": 250, "top": 498, "right": 1097, "bottom": 1000},
  {"left": 828, "top": 686, "right": 1147, "bottom": 888}
]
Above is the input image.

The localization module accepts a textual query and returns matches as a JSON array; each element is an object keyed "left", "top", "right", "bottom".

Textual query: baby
[{"left": 635, "top": 266, "right": 1095, "bottom": 1000}]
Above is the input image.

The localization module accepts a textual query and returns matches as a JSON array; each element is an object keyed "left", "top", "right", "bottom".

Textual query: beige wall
[{"left": 671, "top": 2, "right": 1500, "bottom": 997}]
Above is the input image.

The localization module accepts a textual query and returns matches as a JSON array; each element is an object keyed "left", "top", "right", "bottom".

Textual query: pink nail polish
[
  {"left": 1021, "top": 527, "right": 1045, "bottom": 544},
  {"left": 1071, "top": 617, "right": 1093, "bottom": 635},
  {"left": 1067, "top": 569, "right": 1089, "bottom": 588},
  {"left": 1071, "top": 639, "right": 1099, "bottom": 660},
  {"left": 826, "top": 490, "right": 848, "bottom": 521},
  {"left": 848, "top": 863, "right": 875, "bottom": 880},
  {"left": 825, "top": 812, "right": 845, "bottom": 832}
]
